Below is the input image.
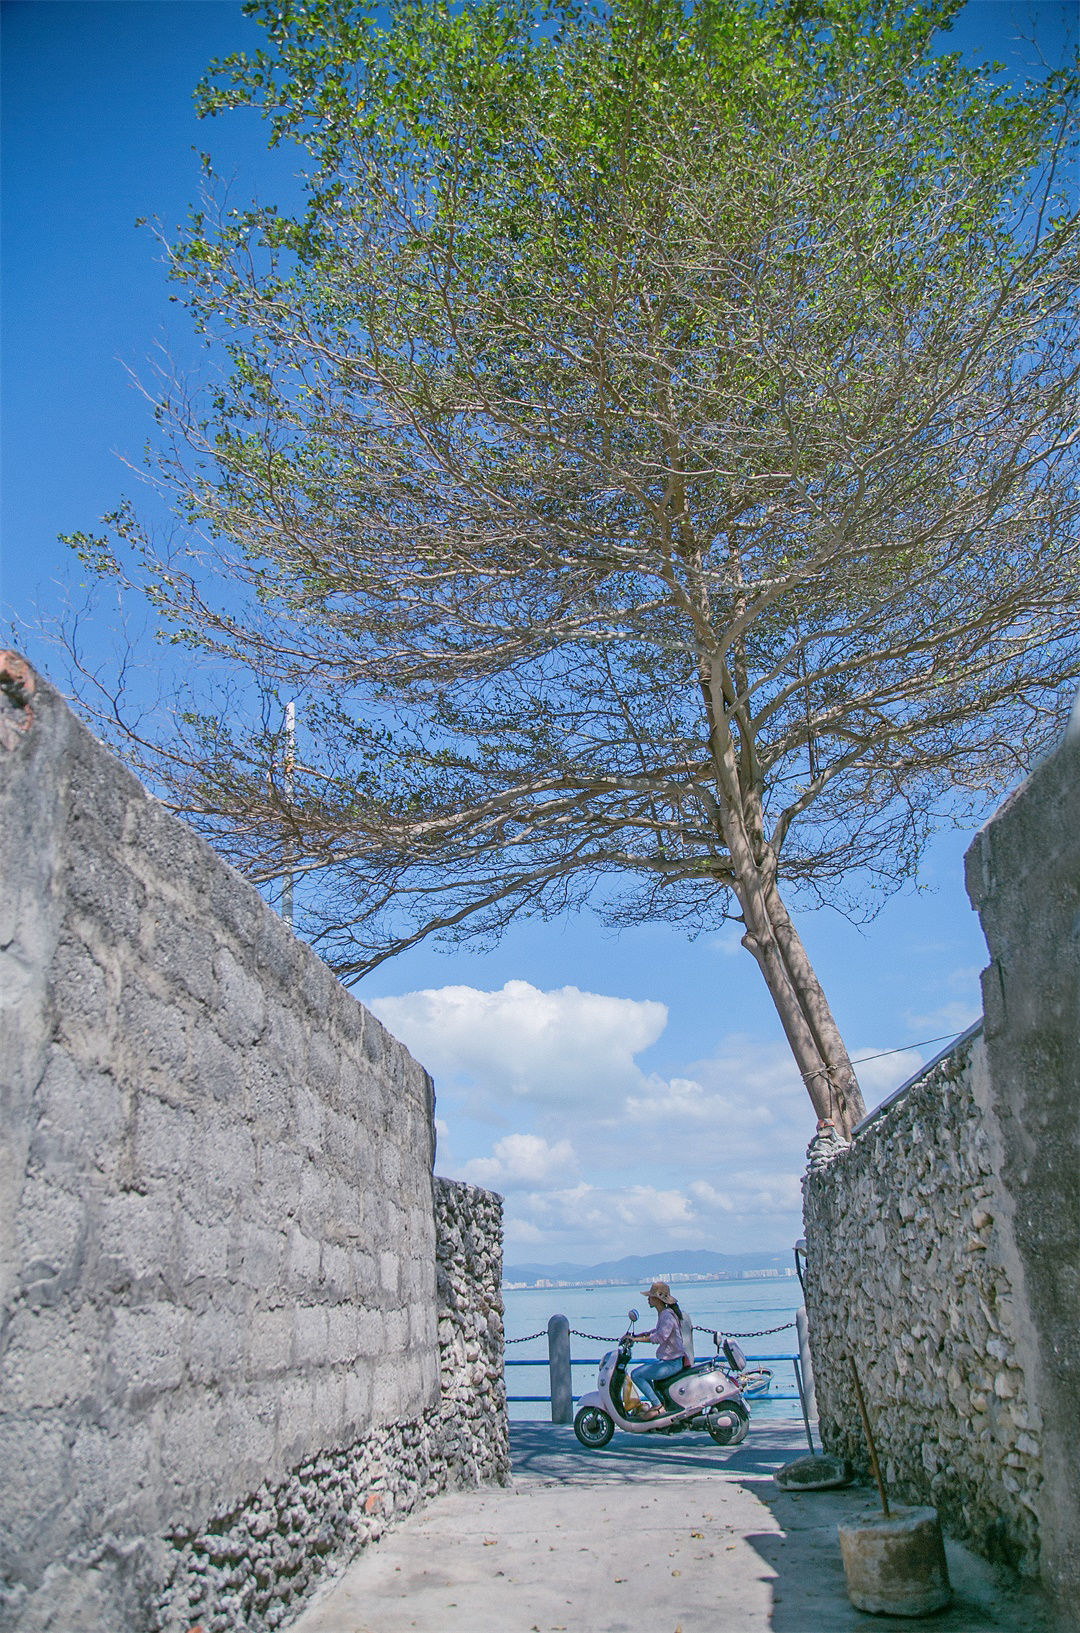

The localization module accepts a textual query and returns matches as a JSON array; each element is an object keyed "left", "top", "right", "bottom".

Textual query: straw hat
[{"left": 641, "top": 1279, "right": 677, "bottom": 1305}]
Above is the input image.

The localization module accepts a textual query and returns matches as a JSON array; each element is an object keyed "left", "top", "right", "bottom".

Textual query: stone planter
[{"left": 837, "top": 1505, "right": 951, "bottom": 1616}]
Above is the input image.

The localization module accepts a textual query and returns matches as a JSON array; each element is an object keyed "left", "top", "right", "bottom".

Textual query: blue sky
[{"left": 2, "top": 0, "right": 1074, "bottom": 1265}]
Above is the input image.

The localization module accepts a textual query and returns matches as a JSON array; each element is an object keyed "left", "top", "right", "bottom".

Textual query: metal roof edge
[{"left": 850, "top": 1018, "right": 985, "bottom": 1139}]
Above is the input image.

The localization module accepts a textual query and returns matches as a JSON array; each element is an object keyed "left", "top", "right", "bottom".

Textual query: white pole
[{"left": 797, "top": 1305, "right": 818, "bottom": 1432}]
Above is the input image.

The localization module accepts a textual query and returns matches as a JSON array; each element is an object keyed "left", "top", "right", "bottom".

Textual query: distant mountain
[{"left": 503, "top": 1249, "right": 797, "bottom": 1286}]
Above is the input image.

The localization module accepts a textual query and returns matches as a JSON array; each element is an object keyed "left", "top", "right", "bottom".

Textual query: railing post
[
  {"left": 547, "top": 1314, "right": 572, "bottom": 1423},
  {"left": 795, "top": 1306, "right": 817, "bottom": 1452},
  {"left": 796, "top": 1306, "right": 817, "bottom": 1419}
]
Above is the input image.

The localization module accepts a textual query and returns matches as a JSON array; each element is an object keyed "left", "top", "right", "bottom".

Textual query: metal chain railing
[
  {"left": 700, "top": 1322, "right": 795, "bottom": 1339},
  {"left": 506, "top": 1319, "right": 795, "bottom": 1345}
]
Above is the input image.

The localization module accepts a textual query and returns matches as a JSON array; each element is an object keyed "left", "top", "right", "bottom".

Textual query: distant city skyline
[{"left": 504, "top": 1269, "right": 798, "bottom": 1288}]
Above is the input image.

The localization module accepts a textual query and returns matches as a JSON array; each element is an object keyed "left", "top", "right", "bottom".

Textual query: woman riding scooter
[{"left": 627, "top": 1281, "right": 692, "bottom": 1418}]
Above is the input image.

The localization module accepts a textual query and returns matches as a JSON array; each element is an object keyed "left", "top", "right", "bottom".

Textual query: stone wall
[
  {"left": 0, "top": 660, "right": 507, "bottom": 1632},
  {"left": 803, "top": 724, "right": 1079, "bottom": 1622},
  {"left": 803, "top": 1029, "right": 1041, "bottom": 1572},
  {"left": 432, "top": 1178, "right": 509, "bottom": 1489},
  {"left": 964, "top": 728, "right": 1080, "bottom": 1620},
  {"left": 154, "top": 1182, "right": 508, "bottom": 1633}
]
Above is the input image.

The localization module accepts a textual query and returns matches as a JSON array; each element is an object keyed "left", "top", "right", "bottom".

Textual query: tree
[{"left": 68, "top": 0, "right": 1080, "bottom": 1135}]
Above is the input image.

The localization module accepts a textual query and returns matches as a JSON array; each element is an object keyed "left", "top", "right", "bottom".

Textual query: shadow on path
[
  {"left": 510, "top": 1416, "right": 811, "bottom": 1485},
  {"left": 737, "top": 1475, "right": 1053, "bottom": 1633},
  {"left": 288, "top": 1421, "right": 1052, "bottom": 1632},
  {"left": 510, "top": 1422, "right": 1052, "bottom": 1633}
]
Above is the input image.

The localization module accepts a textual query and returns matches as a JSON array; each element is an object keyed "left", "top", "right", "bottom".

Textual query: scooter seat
[
  {"left": 670, "top": 1357, "right": 713, "bottom": 1380},
  {"left": 654, "top": 1360, "right": 697, "bottom": 1399}
]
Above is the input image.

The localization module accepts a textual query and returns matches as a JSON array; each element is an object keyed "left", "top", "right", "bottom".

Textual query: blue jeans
[{"left": 631, "top": 1356, "right": 684, "bottom": 1408}]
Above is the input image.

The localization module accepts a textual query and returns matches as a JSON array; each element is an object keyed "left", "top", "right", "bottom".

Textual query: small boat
[{"left": 737, "top": 1367, "right": 773, "bottom": 1397}]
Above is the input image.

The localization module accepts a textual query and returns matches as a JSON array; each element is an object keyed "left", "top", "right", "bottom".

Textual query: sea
[{"left": 502, "top": 1277, "right": 806, "bottom": 1422}]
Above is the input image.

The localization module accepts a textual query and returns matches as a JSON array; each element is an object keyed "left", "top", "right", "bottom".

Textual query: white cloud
[
  {"left": 461, "top": 1133, "right": 576, "bottom": 1190},
  {"left": 500, "top": 1167, "right": 807, "bottom": 1261},
  {"left": 369, "top": 980, "right": 667, "bottom": 1108},
  {"left": 617, "top": 1035, "right": 810, "bottom": 1169},
  {"left": 513, "top": 1182, "right": 697, "bottom": 1238},
  {"left": 433, "top": 1024, "right": 822, "bottom": 1256},
  {"left": 679, "top": 1029, "right": 950, "bottom": 1135},
  {"left": 690, "top": 1170, "right": 804, "bottom": 1215},
  {"left": 376, "top": 981, "right": 958, "bottom": 1262},
  {"left": 689, "top": 1178, "right": 736, "bottom": 1212},
  {"left": 624, "top": 1072, "right": 775, "bottom": 1130},
  {"left": 609, "top": 1185, "right": 696, "bottom": 1228},
  {"left": 901, "top": 998, "right": 982, "bottom": 1039},
  {"left": 900, "top": 962, "right": 983, "bottom": 1042}
]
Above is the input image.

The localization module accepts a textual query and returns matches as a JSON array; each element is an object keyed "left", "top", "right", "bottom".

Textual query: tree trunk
[
  {"left": 764, "top": 881, "right": 867, "bottom": 1134},
  {"left": 738, "top": 906, "right": 866, "bottom": 1136},
  {"left": 699, "top": 648, "right": 866, "bottom": 1136},
  {"left": 723, "top": 827, "right": 866, "bottom": 1136},
  {"left": 723, "top": 851, "right": 864, "bottom": 1133}
]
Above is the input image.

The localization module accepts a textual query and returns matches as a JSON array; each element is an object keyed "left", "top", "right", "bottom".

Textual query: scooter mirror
[{"left": 627, "top": 1308, "right": 639, "bottom": 1323}]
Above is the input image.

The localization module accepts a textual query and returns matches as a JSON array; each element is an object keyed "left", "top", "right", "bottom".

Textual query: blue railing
[{"left": 504, "top": 1307, "right": 818, "bottom": 1453}]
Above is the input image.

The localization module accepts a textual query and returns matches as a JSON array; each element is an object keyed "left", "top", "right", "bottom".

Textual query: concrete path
[{"left": 289, "top": 1420, "right": 1050, "bottom": 1632}]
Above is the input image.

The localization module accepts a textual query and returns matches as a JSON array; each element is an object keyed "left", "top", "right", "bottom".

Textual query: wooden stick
[{"left": 850, "top": 1356, "right": 890, "bottom": 1517}]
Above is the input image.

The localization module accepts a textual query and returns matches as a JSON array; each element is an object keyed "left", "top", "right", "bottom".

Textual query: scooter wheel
[
  {"left": 705, "top": 1400, "right": 750, "bottom": 1446},
  {"left": 573, "top": 1406, "right": 615, "bottom": 1448}
]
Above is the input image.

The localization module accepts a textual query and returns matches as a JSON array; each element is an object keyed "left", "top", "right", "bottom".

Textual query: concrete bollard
[
  {"left": 794, "top": 1307, "right": 817, "bottom": 1452},
  {"left": 548, "top": 1314, "right": 572, "bottom": 1424},
  {"left": 838, "top": 1505, "right": 951, "bottom": 1616},
  {"left": 796, "top": 1307, "right": 817, "bottom": 1420}
]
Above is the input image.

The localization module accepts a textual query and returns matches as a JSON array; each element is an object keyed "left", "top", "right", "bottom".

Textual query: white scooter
[{"left": 573, "top": 1308, "right": 751, "bottom": 1449}]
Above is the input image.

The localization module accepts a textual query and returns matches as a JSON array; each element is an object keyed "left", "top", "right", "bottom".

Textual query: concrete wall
[
  {"left": 803, "top": 727, "right": 1079, "bottom": 1623},
  {"left": 155, "top": 1181, "right": 508, "bottom": 1633},
  {"left": 0, "top": 660, "right": 507, "bottom": 1632},
  {"left": 965, "top": 731, "right": 1080, "bottom": 1620}
]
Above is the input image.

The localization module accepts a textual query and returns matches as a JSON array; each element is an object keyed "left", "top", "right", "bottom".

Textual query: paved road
[{"left": 290, "top": 1420, "right": 1050, "bottom": 1632}]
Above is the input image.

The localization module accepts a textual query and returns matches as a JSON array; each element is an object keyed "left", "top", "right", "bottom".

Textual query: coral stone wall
[
  {"left": 803, "top": 1030, "right": 1041, "bottom": 1573},
  {"left": 433, "top": 1178, "right": 510, "bottom": 1488},
  {"left": 0, "top": 663, "right": 506, "bottom": 1633},
  {"left": 804, "top": 725, "right": 1079, "bottom": 1623}
]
